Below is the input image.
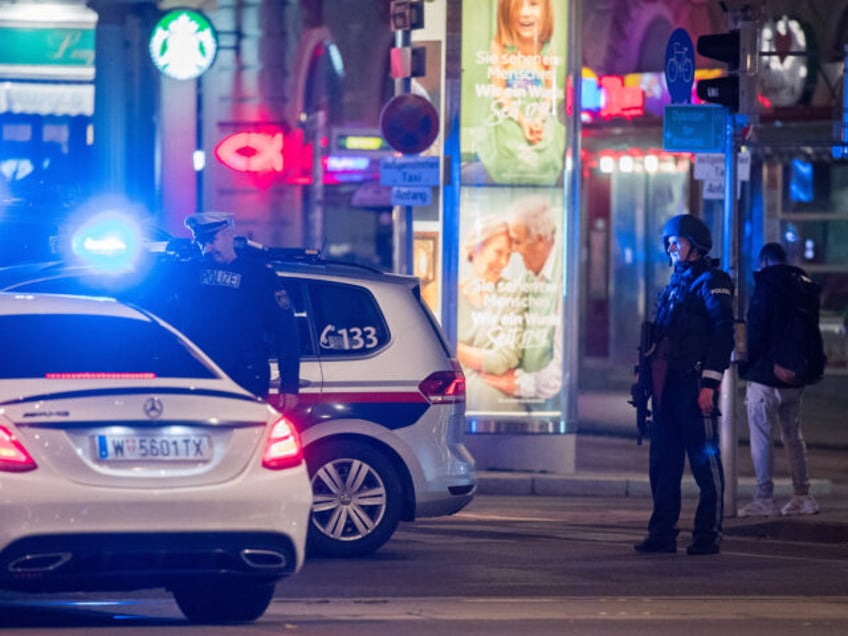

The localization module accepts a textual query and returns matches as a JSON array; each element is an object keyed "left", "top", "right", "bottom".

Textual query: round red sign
[{"left": 379, "top": 94, "right": 439, "bottom": 155}]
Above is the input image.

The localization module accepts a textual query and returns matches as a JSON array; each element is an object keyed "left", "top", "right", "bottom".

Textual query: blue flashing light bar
[{"left": 70, "top": 212, "right": 143, "bottom": 272}]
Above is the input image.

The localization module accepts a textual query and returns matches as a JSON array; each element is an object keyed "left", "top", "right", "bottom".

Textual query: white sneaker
[
  {"left": 781, "top": 495, "right": 820, "bottom": 516},
  {"left": 740, "top": 497, "right": 781, "bottom": 517}
]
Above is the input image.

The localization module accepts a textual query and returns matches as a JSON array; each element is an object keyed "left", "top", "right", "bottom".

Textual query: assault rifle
[{"left": 628, "top": 321, "right": 655, "bottom": 445}]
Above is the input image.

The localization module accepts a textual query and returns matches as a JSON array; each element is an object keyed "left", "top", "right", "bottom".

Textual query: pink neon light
[{"left": 214, "top": 131, "right": 284, "bottom": 173}]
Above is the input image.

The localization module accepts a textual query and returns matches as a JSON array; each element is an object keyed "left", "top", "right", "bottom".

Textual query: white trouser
[{"left": 745, "top": 381, "right": 810, "bottom": 499}]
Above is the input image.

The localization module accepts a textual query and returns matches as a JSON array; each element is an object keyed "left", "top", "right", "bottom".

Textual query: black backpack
[{"left": 772, "top": 271, "right": 827, "bottom": 386}]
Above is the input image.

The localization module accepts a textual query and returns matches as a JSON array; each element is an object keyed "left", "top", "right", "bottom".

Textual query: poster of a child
[{"left": 460, "top": 0, "right": 567, "bottom": 186}]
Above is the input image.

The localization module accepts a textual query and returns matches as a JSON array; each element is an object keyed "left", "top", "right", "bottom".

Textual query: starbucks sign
[{"left": 149, "top": 9, "right": 218, "bottom": 80}]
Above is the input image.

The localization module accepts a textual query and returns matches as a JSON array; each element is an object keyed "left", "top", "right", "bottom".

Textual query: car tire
[
  {"left": 172, "top": 580, "right": 275, "bottom": 623},
  {"left": 306, "top": 440, "right": 403, "bottom": 558}
]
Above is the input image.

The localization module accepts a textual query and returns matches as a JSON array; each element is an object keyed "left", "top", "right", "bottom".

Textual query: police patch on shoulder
[{"left": 275, "top": 288, "right": 291, "bottom": 309}]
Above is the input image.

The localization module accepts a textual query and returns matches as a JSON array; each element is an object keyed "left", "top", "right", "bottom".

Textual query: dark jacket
[
  {"left": 741, "top": 263, "right": 808, "bottom": 387},
  {"left": 178, "top": 252, "right": 301, "bottom": 395},
  {"left": 654, "top": 257, "right": 735, "bottom": 390}
]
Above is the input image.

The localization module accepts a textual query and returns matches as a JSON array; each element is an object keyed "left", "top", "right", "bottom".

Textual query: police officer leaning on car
[
  {"left": 634, "top": 214, "right": 735, "bottom": 557},
  {"left": 176, "top": 212, "right": 300, "bottom": 410}
]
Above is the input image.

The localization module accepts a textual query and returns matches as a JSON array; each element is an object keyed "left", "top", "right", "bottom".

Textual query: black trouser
[
  {"left": 230, "top": 361, "right": 270, "bottom": 399},
  {"left": 648, "top": 371, "right": 725, "bottom": 546}
]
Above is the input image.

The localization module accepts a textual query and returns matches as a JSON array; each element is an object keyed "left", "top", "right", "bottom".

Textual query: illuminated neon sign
[
  {"left": 214, "top": 131, "right": 284, "bottom": 173},
  {"left": 598, "top": 76, "right": 645, "bottom": 119},
  {"left": 149, "top": 9, "right": 218, "bottom": 80},
  {"left": 336, "top": 134, "right": 389, "bottom": 152},
  {"left": 571, "top": 69, "right": 647, "bottom": 121}
]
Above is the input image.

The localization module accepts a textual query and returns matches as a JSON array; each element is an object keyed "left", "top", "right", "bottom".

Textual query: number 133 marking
[{"left": 320, "top": 324, "right": 379, "bottom": 350}]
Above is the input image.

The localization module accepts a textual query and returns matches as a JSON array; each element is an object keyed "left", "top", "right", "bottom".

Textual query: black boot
[
  {"left": 686, "top": 541, "right": 720, "bottom": 556},
  {"left": 633, "top": 536, "right": 677, "bottom": 554}
]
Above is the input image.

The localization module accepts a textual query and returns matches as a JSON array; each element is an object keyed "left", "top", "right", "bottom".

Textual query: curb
[{"left": 476, "top": 472, "right": 832, "bottom": 499}]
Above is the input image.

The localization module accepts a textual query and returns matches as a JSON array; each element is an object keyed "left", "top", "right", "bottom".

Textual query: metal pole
[
  {"left": 394, "top": 28, "right": 414, "bottom": 276},
  {"left": 308, "top": 110, "right": 326, "bottom": 251},
  {"left": 843, "top": 44, "right": 848, "bottom": 148},
  {"left": 195, "top": 77, "right": 203, "bottom": 212},
  {"left": 563, "top": 0, "right": 582, "bottom": 432},
  {"left": 719, "top": 110, "right": 739, "bottom": 518}
]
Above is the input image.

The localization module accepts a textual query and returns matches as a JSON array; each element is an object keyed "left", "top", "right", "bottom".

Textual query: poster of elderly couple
[
  {"left": 456, "top": 0, "right": 567, "bottom": 418},
  {"left": 457, "top": 187, "right": 564, "bottom": 418}
]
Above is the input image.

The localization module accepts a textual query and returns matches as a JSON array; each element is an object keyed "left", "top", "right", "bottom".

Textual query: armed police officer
[
  {"left": 177, "top": 212, "right": 300, "bottom": 409},
  {"left": 634, "top": 214, "right": 735, "bottom": 556}
]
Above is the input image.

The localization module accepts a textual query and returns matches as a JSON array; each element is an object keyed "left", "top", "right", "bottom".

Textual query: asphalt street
[{"left": 475, "top": 374, "right": 848, "bottom": 542}]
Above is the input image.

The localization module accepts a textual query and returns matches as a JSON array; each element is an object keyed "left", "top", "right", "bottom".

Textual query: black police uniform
[
  {"left": 641, "top": 228, "right": 735, "bottom": 554},
  {"left": 179, "top": 251, "right": 300, "bottom": 398}
]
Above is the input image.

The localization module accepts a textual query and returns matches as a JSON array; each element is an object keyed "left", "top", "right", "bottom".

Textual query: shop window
[
  {"left": 2, "top": 123, "right": 31, "bottom": 142},
  {"left": 43, "top": 123, "right": 70, "bottom": 150},
  {"left": 784, "top": 160, "right": 830, "bottom": 211}
]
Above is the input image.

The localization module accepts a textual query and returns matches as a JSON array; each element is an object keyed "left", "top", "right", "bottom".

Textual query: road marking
[{"left": 268, "top": 596, "right": 848, "bottom": 622}]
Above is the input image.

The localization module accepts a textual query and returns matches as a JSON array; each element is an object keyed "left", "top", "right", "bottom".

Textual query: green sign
[
  {"left": 0, "top": 26, "right": 94, "bottom": 67},
  {"left": 149, "top": 9, "right": 218, "bottom": 80},
  {"left": 662, "top": 105, "right": 727, "bottom": 153}
]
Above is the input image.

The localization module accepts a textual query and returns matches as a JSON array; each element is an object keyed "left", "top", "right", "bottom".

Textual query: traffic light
[
  {"left": 696, "top": 22, "right": 758, "bottom": 114},
  {"left": 390, "top": 0, "right": 426, "bottom": 79},
  {"left": 390, "top": 0, "right": 424, "bottom": 31}
]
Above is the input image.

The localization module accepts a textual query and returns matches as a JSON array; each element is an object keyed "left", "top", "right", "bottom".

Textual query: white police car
[
  {"left": 0, "top": 216, "right": 477, "bottom": 558},
  {"left": 267, "top": 256, "right": 475, "bottom": 557},
  {"left": 0, "top": 292, "right": 310, "bottom": 623}
]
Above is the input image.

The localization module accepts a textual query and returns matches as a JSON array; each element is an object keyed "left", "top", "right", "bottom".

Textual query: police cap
[{"left": 185, "top": 211, "right": 235, "bottom": 243}]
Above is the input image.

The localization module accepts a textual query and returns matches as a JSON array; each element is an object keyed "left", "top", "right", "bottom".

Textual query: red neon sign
[
  {"left": 214, "top": 131, "right": 284, "bottom": 173},
  {"left": 598, "top": 76, "right": 645, "bottom": 119}
]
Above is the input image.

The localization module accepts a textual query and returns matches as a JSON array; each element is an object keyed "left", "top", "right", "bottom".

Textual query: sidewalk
[
  {"left": 474, "top": 379, "right": 848, "bottom": 542},
  {"left": 575, "top": 372, "right": 848, "bottom": 449}
]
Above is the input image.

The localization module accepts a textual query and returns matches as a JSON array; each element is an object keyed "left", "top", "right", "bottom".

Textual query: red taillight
[
  {"left": 418, "top": 359, "right": 466, "bottom": 404},
  {"left": 261, "top": 416, "right": 303, "bottom": 470},
  {"left": 0, "top": 426, "right": 37, "bottom": 472}
]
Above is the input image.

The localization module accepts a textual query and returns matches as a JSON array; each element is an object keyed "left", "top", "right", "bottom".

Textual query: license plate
[{"left": 95, "top": 434, "right": 213, "bottom": 462}]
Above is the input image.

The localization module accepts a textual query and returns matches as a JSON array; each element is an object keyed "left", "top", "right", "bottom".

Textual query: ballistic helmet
[{"left": 661, "top": 214, "right": 712, "bottom": 255}]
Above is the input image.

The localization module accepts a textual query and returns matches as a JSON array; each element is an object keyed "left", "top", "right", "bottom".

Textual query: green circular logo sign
[{"left": 149, "top": 9, "right": 218, "bottom": 80}]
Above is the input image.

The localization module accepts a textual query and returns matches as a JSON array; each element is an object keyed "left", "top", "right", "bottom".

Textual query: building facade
[{"left": 2, "top": 0, "right": 847, "bottom": 424}]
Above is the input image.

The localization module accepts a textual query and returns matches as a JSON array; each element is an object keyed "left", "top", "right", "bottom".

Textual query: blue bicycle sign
[{"left": 665, "top": 28, "right": 695, "bottom": 104}]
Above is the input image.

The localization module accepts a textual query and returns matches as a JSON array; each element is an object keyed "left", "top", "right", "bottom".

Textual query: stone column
[{"left": 87, "top": 0, "right": 159, "bottom": 212}]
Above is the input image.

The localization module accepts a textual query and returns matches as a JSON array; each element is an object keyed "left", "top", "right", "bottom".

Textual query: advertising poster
[
  {"left": 457, "top": 187, "right": 564, "bottom": 418},
  {"left": 460, "top": 0, "right": 568, "bottom": 186}
]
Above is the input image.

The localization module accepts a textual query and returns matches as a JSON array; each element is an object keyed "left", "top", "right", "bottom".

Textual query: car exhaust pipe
[
  {"left": 8, "top": 552, "right": 72, "bottom": 573},
  {"left": 240, "top": 548, "right": 288, "bottom": 569}
]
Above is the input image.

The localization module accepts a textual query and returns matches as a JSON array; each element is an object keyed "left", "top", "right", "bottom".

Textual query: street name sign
[
  {"left": 380, "top": 155, "right": 440, "bottom": 187},
  {"left": 694, "top": 151, "right": 751, "bottom": 182},
  {"left": 662, "top": 104, "right": 726, "bottom": 153},
  {"left": 391, "top": 187, "right": 432, "bottom": 207},
  {"left": 703, "top": 179, "right": 724, "bottom": 200},
  {"left": 693, "top": 153, "right": 724, "bottom": 180}
]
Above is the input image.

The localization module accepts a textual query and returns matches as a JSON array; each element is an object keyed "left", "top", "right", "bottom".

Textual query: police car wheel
[{"left": 306, "top": 440, "right": 403, "bottom": 558}]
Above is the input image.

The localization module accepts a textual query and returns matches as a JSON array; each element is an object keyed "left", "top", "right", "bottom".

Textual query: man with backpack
[{"left": 740, "top": 242, "right": 825, "bottom": 517}]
